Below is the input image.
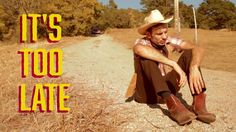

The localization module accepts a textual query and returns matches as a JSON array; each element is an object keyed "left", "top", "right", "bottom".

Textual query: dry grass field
[
  {"left": 108, "top": 28, "right": 236, "bottom": 73},
  {"left": 0, "top": 28, "right": 235, "bottom": 131}
]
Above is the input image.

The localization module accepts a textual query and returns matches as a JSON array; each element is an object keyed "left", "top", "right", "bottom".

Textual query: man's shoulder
[
  {"left": 167, "top": 36, "right": 184, "bottom": 46},
  {"left": 135, "top": 37, "right": 151, "bottom": 46},
  {"left": 167, "top": 36, "right": 184, "bottom": 52}
]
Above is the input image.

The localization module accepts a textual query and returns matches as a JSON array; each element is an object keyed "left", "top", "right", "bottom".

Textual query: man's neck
[{"left": 150, "top": 40, "right": 165, "bottom": 50}]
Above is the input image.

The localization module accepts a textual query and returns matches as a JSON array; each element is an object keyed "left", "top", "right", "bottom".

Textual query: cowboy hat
[{"left": 138, "top": 9, "right": 173, "bottom": 35}]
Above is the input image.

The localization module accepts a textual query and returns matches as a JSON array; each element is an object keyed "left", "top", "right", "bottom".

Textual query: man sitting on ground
[{"left": 132, "top": 9, "right": 216, "bottom": 125}]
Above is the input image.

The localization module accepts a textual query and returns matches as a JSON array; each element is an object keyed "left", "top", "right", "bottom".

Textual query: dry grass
[
  {"left": 0, "top": 37, "right": 123, "bottom": 131},
  {"left": 108, "top": 28, "right": 236, "bottom": 73}
]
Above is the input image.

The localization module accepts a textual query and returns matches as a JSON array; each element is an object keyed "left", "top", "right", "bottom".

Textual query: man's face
[{"left": 147, "top": 24, "right": 168, "bottom": 46}]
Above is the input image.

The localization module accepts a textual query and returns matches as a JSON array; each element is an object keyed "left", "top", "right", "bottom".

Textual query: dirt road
[{"left": 62, "top": 35, "right": 236, "bottom": 131}]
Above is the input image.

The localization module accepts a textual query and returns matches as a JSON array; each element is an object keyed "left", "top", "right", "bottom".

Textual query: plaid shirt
[{"left": 134, "top": 37, "right": 184, "bottom": 76}]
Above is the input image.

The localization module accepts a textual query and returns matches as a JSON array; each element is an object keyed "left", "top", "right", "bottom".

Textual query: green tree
[
  {"left": 0, "top": 0, "right": 104, "bottom": 41},
  {"left": 127, "top": 8, "right": 145, "bottom": 28},
  {"left": 140, "top": 0, "right": 194, "bottom": 28},
  {"left": 140, "top": 0, "right": 174, "bottom": 17},
  {"left": 97, "top": 0, "right": 144, "bottom": 30},
  {"left": 108, "top": 0, "right": 117, "bottom": 9},
  {"left": 179, "top": 2, "right": 194, "bottom": 28},
  {"left": 197, "top": 0, "right": 236, "bottom": 30},
  {"left": 40, "top": 0, "right": 103, "bottom": 36},
  {"left": 0, "top": 0, "right": 22, "bottom": 41}
]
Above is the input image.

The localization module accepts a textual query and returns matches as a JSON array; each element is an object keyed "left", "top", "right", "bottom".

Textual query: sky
[{"left": 98, "top": 0, "right": 236, "bottom": 10}]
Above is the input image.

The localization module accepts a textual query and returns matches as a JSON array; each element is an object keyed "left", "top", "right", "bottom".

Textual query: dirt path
[{"left": 62, "top": 35, "right": 236, "bottom": 131}]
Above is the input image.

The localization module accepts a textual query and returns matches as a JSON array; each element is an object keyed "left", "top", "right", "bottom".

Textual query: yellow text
[{"left": 19, "top": 83, "right": 70, "bottom": 112}]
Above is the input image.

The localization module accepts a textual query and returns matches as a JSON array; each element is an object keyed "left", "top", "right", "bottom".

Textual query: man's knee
[
  {"left": 179, "top": 49, "right": 192, "bottom": 61},
  {"left": 182, "top": 49, "right": 192, "bottom": 58},
  {"left": 139, "top": 58, "right": 166, "bottom": 83},
  {"left": 178, "top": 50, "right": 192, "bottom": 72},
  {"left": 140, "top": 58, "right": 159, "bottom": 69}
]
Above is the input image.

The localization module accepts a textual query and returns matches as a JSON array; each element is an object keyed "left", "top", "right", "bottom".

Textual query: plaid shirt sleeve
[
  {"left": 167, "top": 37, "right": 184, "bottom": 52},
  {"left": 135, "top": 38, "right": 151, "bottom": 46},
  {"left": 135, "top": 37, "right": 184, "bottom": 51}
]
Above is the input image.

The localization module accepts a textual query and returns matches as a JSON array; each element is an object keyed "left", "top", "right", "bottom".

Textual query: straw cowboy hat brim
[
  {"left": 138, "top": 16, "right": 173, "bottom": 35},
  {"left": 138, "top": 9, "right": 173, "bottom": 35}
]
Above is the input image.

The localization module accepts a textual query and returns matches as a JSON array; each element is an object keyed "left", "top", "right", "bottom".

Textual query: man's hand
[
  {"left": 189, "top": 66, "right": 205, "bottom": 94},
  {"left": 172, "top": 62, "right": 187, "bottom": 88}
]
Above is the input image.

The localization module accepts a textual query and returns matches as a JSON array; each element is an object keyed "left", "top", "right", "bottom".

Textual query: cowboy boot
[
  {"left": 191, "top": 92, "right": 216, "bottom": 123},
  {"left": 166, "top": 94, "right": 196, "bottom": 125}
]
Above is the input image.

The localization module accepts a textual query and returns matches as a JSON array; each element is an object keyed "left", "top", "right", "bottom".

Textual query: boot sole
[
  {"left": 196, "top": 114, "right": 216, "bottom": 123},
  {"left": 169, "top": 114, "right": 197, "bottom": 125},
  {"left": 189, "top": 106, "right": 216, "bottom": 124},
  {"left": 178, "top": 115, "right": 197, "bottom": 125}
]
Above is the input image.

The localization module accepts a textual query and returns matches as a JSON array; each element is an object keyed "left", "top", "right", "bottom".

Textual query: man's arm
[
  {"left": 133, "top": 44, "right": 174, "bottom": 66},
  {"left": 133, "top": 44, "right": 187, "bottom": 87},
  {"left": 179, "top": 41, "right": 205, "bottom": 94},
  {"left": 179, "top": 40, "right": 205, "bottom": 67}
]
